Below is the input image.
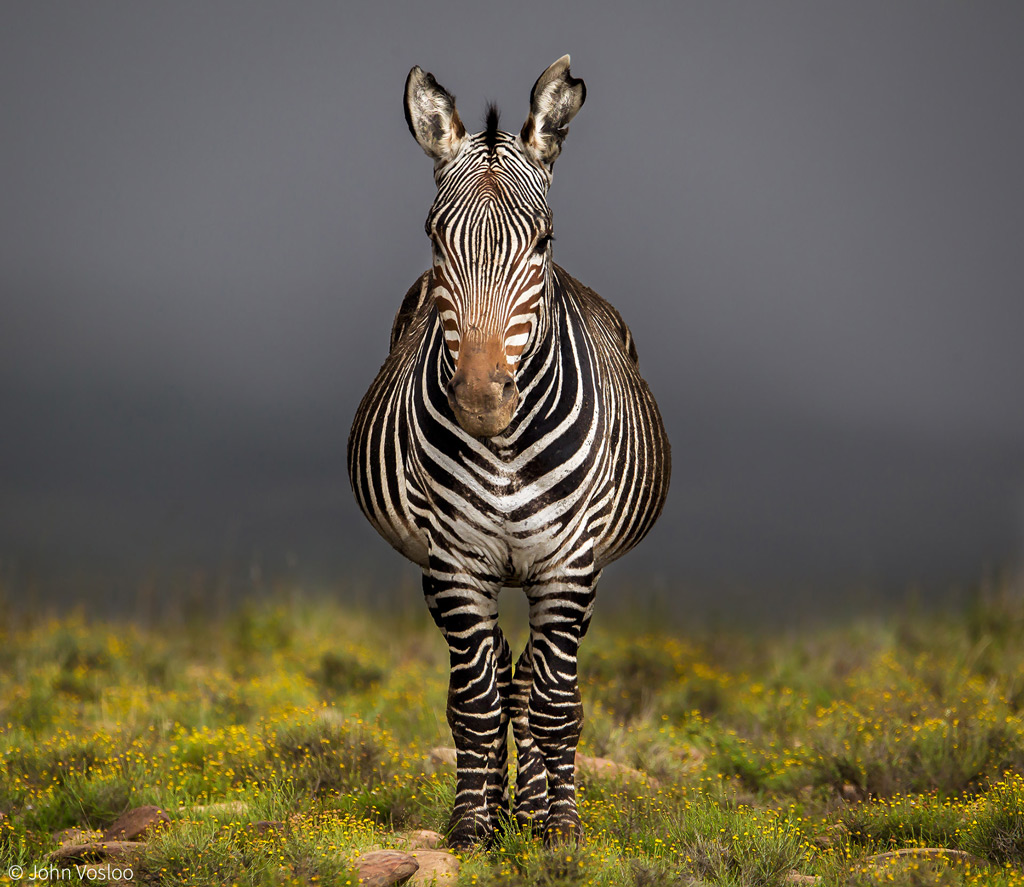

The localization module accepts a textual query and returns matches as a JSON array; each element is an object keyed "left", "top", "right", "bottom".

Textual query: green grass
[{"left": 1, "top": 581, "right": 1024, "bottom": 885}]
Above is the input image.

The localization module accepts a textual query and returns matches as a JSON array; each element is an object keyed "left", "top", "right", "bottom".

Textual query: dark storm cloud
[{"left": 2, "top": 2, "right": 1023, "bottom": 607}]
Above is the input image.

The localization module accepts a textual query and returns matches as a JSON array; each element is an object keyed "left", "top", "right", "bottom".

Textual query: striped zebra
[{"left": 348, "top": 56, "right": 670, "bottom": 849}]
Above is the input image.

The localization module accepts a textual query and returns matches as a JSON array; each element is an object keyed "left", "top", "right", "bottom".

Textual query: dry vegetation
[{"left": 2, "top": 579, "right": 1024, "bottom": 885}]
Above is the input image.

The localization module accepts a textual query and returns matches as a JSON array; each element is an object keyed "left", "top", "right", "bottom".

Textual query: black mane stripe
[{"left": 484, "top": 104, "right": 500, "bottom": 152}]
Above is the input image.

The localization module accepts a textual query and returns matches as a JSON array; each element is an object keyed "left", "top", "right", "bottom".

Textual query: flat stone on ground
[
  {"left": 51, "top": 841, "right": 145, "bottom": 862},
  {"left": 355, "top": 849, "right": 419, "bottom": 886},
  {"left": 102, "top": 805, "right": 170, "bottom": 841},
  {"left": 408, "top": 849, "right": 460, "bottom": 885},
  {"left": 395, "top": 829, "right": 443, "bottom": 850},
  {"left": 841, "top": 783, "right": 864, "bottom": 801},
  {"left": 426, "top": 747, "right": 457, "bottom": 768},
  {"left": 53, "top": 827, "right": 103, "bottom": 846},
  {"left": 576, "top": 752, "right": 660, "bottom": 786}
]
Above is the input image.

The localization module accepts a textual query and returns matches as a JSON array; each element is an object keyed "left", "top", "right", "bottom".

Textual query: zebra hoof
[
  {"left": 542, "top": 817, "right": 582, "bottom": 848},
  {"left": 513, "top": 808, "right": 546, "bottom": 837}
]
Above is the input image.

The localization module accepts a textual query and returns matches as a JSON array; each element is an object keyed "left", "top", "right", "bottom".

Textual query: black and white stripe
[{"left": 348, "top": 57, "right": 670, "bottom": 849}]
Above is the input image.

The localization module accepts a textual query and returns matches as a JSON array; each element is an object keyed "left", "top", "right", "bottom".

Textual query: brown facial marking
[{"left": 446, "top": 327, "right": 518, "bottom": 437}]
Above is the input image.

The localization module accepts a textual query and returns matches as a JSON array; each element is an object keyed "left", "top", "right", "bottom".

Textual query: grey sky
[{"left": 2, "top": 3, "right": 1023, "bottom": 609}]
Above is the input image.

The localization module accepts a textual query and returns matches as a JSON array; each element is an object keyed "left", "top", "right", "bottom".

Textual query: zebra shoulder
[
  {"left": 389, "top": 271, "right": 433, "bottom": 350},
  {"left": 554, "top": 265, "right": 639, "bottom": 366}
]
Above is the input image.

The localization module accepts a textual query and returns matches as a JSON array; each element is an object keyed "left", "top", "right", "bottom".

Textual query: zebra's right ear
[
  {"left": 521, "top": 55, "right": 586, "bottom": 170},
  {"left": 404, "top": 66, "right": 467, "bottom": 165}
]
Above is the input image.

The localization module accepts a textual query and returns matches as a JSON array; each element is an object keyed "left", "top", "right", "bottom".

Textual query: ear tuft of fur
[
  {"left": 404, "top": 66, "right": 467, "bottom": 164},
  {"left": 520, "top": 55, "right": 586, "bottom": 169}
]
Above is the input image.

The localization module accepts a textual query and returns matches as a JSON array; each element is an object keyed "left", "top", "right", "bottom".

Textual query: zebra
[{"left": 348, "top": 56, "right": 670, "bottom": 849}]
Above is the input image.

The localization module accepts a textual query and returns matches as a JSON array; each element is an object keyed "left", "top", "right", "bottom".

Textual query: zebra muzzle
[{"left": 447, "top": 336, "right": 519, "bottom": 438}]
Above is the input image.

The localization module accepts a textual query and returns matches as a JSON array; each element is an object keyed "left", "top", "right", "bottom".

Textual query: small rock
[
  {"left": 102, "top": 805, "right": 170, "bottom": 841},
  {"left": 53, "top": 827, "right": 103, "bottom": 846},
  {"left": 427, "top": 747, "right": 457, "bottom": 768},
  {"left": 355, "top": 849, "right": 419, "bottom": 886},
  {"left": 251, "top": 819, "right": 286, "bottom": 835},
  {"left": 408, "top": 849, "right": 459, "bottom": 885},
  {"left": 184, "top": 800, "right": 250, "bottom": 817},
  {"left": 395, "top": 829, "right": 443, "bottom": 850},
  {"left": 51, "top": 841, "right": 145, "bottom": 863},
  {"left": 576, "top": 753, "right": 659, "bottom": 786},
  {"left": 785, "top": 873, "right": 822, "bottom": 885},
  {"left": 841, "top": 783, "right": 863, "bottom": 801}
]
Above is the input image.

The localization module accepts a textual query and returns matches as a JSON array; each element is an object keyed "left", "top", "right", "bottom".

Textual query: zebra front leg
[
  {"left": 510, "top": 639, "right": 548, "bottom": 831},
  {"left": 423, "top": 568, "right": 505, "bottom": 849},
  {"left": 526, "top": 572, "right": 597, "bottom": 847},
  {"left": 488, "top": 625, "right": 512, "bottom": 824}
]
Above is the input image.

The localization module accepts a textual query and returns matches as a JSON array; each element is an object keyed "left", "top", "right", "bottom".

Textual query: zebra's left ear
[
  {"left": 521, "top": 55, "right": 586, "bottom": 170},
  {"left": 404, "top": 66, "right": 467, "bottom": 165}
]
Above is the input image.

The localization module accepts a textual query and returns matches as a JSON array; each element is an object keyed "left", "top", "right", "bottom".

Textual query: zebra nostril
[{"left": 502, "top": 379, "right": 515, "bottom": 401}]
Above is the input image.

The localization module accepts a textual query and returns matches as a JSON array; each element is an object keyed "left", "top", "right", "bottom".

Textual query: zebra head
[{"left": 404, "top": 56, "right": 586, "bottom": 438}]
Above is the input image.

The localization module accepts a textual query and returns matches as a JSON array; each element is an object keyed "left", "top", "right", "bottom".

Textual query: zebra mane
[{"left": 483, "top": 104, "right": 501, "bottom": 152}]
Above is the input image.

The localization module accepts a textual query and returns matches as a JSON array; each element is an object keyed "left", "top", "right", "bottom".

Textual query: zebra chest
[{"left": 412, "top": 437, "right": 608, "bottom": 581}]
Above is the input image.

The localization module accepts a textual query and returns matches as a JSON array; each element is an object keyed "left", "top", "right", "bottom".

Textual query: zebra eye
[{"left": 534, "top": 234, "right": 553, "bottom": 255}]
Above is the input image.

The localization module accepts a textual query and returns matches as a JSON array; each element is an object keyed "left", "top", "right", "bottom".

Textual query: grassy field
[{"left": 2, "top": 581, "right": 1024, "bottom": 886}]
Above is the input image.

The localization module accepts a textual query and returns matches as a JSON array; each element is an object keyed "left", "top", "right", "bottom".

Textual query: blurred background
[{"left": 2, "top": 2, "right": 1022, "bottom": 620}]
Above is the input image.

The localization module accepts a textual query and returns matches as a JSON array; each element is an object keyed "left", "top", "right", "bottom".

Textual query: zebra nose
[
  {"left": 446, "top": 365, "right": 519, "bottom": 437},
  {"left": 446, "top": 367, "right": 516, "bottom": 407}
]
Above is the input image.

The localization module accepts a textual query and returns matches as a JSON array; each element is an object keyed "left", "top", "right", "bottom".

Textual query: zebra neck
[
  {"left": 504, "top": 267, "right": 591, "bottom": 447},
  {"left": 515, "top": 264, "right": 566, "bottom": 384}
]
